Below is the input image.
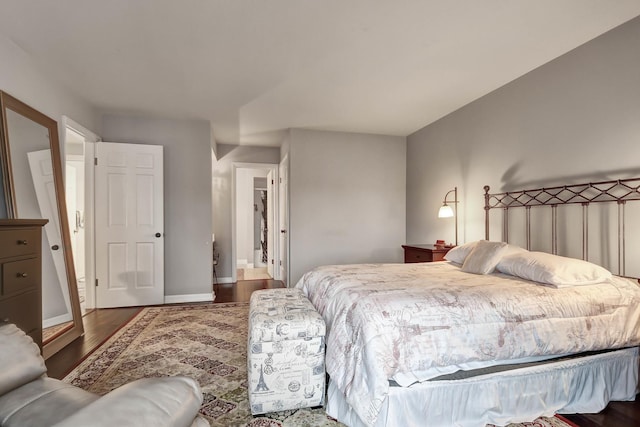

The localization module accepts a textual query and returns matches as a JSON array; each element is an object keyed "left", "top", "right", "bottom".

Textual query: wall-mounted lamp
[{"left": 438, "top": 187, "right": 458, "bottom": 246}]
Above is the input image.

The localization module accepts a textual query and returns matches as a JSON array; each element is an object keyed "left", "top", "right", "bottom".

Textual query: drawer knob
[
  {"left": 17, "top": 239, "right": 28, "bottom": 245},
  {"left": 16, "top": 272, "right": 28, "bottom": 278}
]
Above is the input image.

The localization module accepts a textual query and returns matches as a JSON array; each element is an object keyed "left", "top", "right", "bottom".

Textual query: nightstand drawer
[
  {"left": 405, "top": 251, "right": 434, "bottom": 263},
  {"left": 402, "top": 244, "right": 451, "bottom": 263},
  {"left": 2, "top": 258, "right": 40, "bottom": 297}
]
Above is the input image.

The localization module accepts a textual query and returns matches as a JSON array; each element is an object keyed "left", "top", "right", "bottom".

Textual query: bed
[{"left": 295, "top": 178, "right": 640, "bottom": 427}]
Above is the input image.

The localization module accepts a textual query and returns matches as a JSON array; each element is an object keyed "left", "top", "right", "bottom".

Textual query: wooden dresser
[
  {"left": 0, "top": 219, "right": 48, "bottom": 350},
  {"left": 402, "top": 244, "right": 452, "bottom": 263}
]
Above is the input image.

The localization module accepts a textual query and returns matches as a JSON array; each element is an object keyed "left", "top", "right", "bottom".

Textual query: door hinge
[
  {"left": 279, "top": 177, "right": 282, "bottom": 183},
  {"left": 95, "top": 278, "right": 99, "bottom": 287},
  {"left": 271, "top": 179, "right": 274, "bottom": 185},
  {"left": 271, "top": 259, "right": 274, "bottom": 265},
  {"left": 94, "top": 157, "right": 98, "bottom": 166},
  {"left": 279, "top": 260, "right": 282, "bottom": 266}
]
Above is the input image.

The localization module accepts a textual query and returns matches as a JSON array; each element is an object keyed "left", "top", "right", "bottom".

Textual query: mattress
[{"left": 296, "top": 261, "right": 640, "bottom": 426}]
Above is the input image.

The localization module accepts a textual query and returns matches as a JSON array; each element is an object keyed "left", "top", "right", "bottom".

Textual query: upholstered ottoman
[{"left": 248, "top": 288, "right": 326, "bottom": 415}]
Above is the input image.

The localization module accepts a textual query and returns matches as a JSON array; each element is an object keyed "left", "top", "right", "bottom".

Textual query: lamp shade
[{"left": 438, "top": 204, "right": 454, "bottom": 218}]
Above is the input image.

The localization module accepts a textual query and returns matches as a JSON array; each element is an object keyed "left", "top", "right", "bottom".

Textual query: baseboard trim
[
  {"left": 164, "top": 293, "right": 215, "bottom": 304},
  {"left": 216, "top": 276, "right": 234, "bottom": 284}
]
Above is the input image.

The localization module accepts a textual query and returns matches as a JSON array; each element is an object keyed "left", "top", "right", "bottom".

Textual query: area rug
[{"left": 64, "top": 303, "right": 579, "bottom": 427}]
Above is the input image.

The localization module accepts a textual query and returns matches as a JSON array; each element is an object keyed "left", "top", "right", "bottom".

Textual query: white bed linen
[
  {"left": 327, "top": 346, "right": 639, "bottom": 427},
  {"left": 296, "top": 262, "right": 640, "bottom": 427}
]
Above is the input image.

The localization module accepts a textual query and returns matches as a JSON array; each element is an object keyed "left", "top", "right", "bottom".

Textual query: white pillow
[
  {"left": 461, "top": 240, "right": 509, "bottom": 275},
  {"left": 445, "top": 240, "right": 526, "bottom": 265},
  {"left": 444, "top": 241, "right": 477, "bottom": 264},
  {"left": 496, "top": 251, "right": 612, "bottom": 287}
]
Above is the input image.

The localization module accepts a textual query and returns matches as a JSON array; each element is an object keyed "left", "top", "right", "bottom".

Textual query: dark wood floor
[
  {"left": 45, "top": 279, "right": 640, "bottom": 426},
  {"left": 563, "top": 400, "right": 640, "bottom": 427}
]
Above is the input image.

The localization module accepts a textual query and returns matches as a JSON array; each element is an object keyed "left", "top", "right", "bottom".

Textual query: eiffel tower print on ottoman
[{"left": 247, "top": 288, "right": 326, "bottom": 415}]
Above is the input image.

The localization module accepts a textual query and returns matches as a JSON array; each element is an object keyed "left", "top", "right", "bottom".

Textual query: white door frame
[
  {"left": 278, "top": 154, "right": 289, "bottom": 287},
  {"left": 231, "top": 162, "right": 279, "bottom": 283},
  {"left": 62, "top": 116, "right": 100, "bottom": 310},
  {"left": 266, "top": 170, "right": 275, "bottom": 278}
]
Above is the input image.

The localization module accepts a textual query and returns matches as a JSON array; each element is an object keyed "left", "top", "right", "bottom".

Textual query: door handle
[
  {"left": 280, "top": 229, "right": 287, "bottom": 234},
  {"left": 51, "top": 245, "right": 59, "bottom": 251},
  {"left": 155, "top": 233, "right": 162, "bottom": 238}
]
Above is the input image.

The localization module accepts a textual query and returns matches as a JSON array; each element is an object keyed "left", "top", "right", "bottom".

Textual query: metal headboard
[{"left": 484, "top": 178, "right": 640, "bottom": 276}]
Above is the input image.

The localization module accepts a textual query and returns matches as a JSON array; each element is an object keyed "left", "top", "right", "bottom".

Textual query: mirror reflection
[
  {"left": 0, "top": 91, "right": 83, "bottom": 358},
  {"left": 6, "top": 109, "right": 73, "bottom": 335}
]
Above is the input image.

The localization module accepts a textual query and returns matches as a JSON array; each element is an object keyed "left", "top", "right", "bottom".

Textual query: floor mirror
[{"left": 0, "top": 91, "right": 84, "bottom": 359}]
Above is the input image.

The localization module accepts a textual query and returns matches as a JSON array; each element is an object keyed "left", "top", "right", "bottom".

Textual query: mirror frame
[{"left": 0, "top": 91, "right": 84, "bottom": 358}]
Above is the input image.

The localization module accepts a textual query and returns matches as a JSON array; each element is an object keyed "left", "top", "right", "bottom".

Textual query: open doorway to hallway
[
  {"left": 235, "top": 167, "right": 271, "bottom": 280},
  {"left": 233, "top": 163, "right": 278, "bottom": 283}
]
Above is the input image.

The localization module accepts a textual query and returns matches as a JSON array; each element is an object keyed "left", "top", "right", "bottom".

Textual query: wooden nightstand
[{"left": 401, "top": 244, "right": 452, "bottom": 263}]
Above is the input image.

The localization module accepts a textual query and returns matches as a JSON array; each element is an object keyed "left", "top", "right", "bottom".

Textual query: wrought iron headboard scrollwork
[{"left": 484, "top": 178, "right": 640, "bottom": 277}]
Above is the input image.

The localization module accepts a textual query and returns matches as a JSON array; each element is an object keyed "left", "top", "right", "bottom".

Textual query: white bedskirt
[{"left": 327, "top": 346, "right": 639, "bottom": 427}]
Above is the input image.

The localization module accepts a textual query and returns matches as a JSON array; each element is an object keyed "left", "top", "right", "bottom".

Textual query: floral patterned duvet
[{"left": 295, "top": 261, "right": 640, "bottom": 426}]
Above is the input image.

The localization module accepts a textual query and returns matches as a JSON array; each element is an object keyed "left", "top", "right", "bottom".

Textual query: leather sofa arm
[{"left": 52, "top": 376, "right": 204, "bottom": 427}]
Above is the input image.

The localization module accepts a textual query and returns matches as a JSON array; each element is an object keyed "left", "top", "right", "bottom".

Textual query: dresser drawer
[
  {"left": 0, "top": 289, "right": 41, "bottom": 334},
  {"left": 2, "top": 258, "right": 40, "bottom": 297},
  {"left": 0, "top": 228, "right": 40, "bottom": 259}
]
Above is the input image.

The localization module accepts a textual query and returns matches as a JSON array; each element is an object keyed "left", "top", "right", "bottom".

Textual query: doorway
[
  {"left": 64, "top": 122, "right": 166, "bottom": 309},
  {"left": 63, "top": 117, "right": 99, "bottom": 314},
  {"left": 65, "top": 150, "right": 86, "bottom": 312},
  {"left": 232, "top": 163, "right": 278, "bottom": 283}
]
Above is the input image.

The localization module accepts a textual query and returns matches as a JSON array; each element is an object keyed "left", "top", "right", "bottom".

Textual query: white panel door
[
  {"left": 278, "top": 155, "right": 288, "bottom": 286},
  {"left": 95, "top": 142, "right": 164, "bottom": 308}
]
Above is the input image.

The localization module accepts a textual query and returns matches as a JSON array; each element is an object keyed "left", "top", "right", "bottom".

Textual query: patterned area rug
[{"left": 64, "top": 303, "right": 578, "bottom": 427}]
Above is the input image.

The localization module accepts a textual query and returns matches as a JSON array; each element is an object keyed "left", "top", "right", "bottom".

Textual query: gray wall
[
  {"left": 101, "top": 115, "right": 213, "bottom": 297},
  {"left": 407, "top": 16, "right": 640, "bottom": 273},
  {"left": 280, "top": 132, "right": 290, "bottom": 162},
  {"left": 288, "top": 129, "right": 406, "bottom": 285},
  {"left": 0, "top": 33, "right": 99, "bottom": 147},
  {"left": 212, "top": 144, "right": 281, "bottom": 279}
]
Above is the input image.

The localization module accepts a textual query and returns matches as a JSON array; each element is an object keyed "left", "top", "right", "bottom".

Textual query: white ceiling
[{"left": 1, "top": 1, "right": 639, "bottom": 146}]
